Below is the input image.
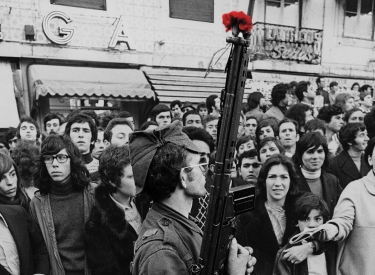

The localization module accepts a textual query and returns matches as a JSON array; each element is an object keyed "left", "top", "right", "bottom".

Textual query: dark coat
[
  {"left": 84, "top": 185, "right": 139, "bottom": 275},
  {"left": 235, "top": 196, "right": 298, "bottom": 275},
  {"left": 296, "top": 170, "right": 342, "bottom": 217},
  {"left": 327, "top": 150, "right": 371, "bottom": 189},
  {"left": 273, "top": 232, "right": 336, "bottom": 275},
  {"left": 0, "top": 205, "right": 49, "bottom": 275}
]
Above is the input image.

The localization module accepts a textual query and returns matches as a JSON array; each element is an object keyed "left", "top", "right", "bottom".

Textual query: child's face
[{"left": 298, "top": 209, "right": 324, "bottom": 232}]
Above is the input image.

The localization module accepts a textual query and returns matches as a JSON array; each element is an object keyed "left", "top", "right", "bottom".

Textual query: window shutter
[
  {"left": 169, "top": 0, "right": 214, "bottom": 23},
  {"left": 51, "top": 0, "right": 106, "bottom": 10}
]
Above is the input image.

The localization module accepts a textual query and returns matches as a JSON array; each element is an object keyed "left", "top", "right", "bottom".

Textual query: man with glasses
[
  {"left": 129, "top": 121, "right": 255, "bottom": 275},
  {"left": 30, "top": 134, "right": 95, "bottom": 275}
]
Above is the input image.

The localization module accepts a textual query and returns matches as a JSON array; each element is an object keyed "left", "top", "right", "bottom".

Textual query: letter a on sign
[{"left": 109, "top": 16, "right": 134, "bottom": 50}]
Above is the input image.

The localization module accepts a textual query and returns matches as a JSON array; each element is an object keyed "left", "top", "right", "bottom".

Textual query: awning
[
  {"left": 29, "top": 65, "right": 156, "bottom": 100},
  {"left": 141, "top": 67, "right": 254, "bottom": 106},
  {"left": 0, "top": 61, "right": 20, "bottom": 128}
]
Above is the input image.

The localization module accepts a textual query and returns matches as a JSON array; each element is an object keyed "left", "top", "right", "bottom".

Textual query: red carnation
[{"left": 222, "top": 11, "right": 253, "bottom": 33}]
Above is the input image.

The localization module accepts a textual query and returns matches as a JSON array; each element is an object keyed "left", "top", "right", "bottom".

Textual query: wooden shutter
[
  {"left": 51, "top": 0, "right": 106, "bottom": 11},
  {"left": 169, "top": 0, "right": 214, "bottom": 23}
]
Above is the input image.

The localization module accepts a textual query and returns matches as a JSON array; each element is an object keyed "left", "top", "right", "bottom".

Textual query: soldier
[{"left": 129, "top": 121, "right": 256, "bottom": 275}]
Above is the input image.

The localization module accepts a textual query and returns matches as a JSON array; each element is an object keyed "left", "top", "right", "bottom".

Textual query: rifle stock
[{"left": 197, "top": 34, "right": 255, "bottom": 275}]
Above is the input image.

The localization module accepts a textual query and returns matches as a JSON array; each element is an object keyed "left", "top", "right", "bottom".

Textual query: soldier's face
[{"left": 180, "top": 153, "right": 207, "bottom": 198}]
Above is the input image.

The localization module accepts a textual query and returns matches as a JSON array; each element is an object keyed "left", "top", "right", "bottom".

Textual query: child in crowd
[{"left": 273, "top": 193, "right": 336, "bottom": 275}]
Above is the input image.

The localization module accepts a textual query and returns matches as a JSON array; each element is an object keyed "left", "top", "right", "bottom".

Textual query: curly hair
[
  {"left": 285, "top": 104, "right": 311, "bottom": 130},
  {"left": 99, "top": 145, "right": 131, "bottom": 193},
  {"left": 36, "top": 134, "right": 90, "bottom": 195},
  {"left": 257, "top": 154, "right": 299, "bottom": 201},
  {"left": 270, "top": 83, "right": 289, "bottom": 106},
  {"left": 4, "top": 128, "right": 17, "bottom": 146},
  {"left": 317, "top": 104, "right": 344, "bottom": 123},
  {"left": 11, "top": 140, "right": 40, "bottom": 188},
  {"left": 293, "top": 132, "right": 330, "bottom": 170},
  {"left": 339, "top": 123, "right": 366, "bottom": 151},
  {"left": 0, "top": 153, "right": 30, "bottom": 210},
  {"left": 255, "top": 117, "right": 279, "bottom": 144},
  {"left": 247, "top": 92, "right": 263, "bottom": 110},
  {"left": 144, "top": 143, "right": 190, "bottom": 202}
]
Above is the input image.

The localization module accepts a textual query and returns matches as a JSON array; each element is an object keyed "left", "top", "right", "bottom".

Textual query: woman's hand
[{"left": 283, "top": 243, "right": 313, "bottom": 264}]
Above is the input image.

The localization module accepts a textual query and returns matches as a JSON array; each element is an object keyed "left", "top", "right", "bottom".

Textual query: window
[
  {"left": 266, "top": 0, "right": 299, "bottom": 27},
  {"left": 169, "top": 0, "right": 214, "bottom": 23},
  {"left": 50, "top": 0, "right": 106, "bottom": 10},
  {"left": 344, "top": 0, "right": 374, "bottom": 40}
]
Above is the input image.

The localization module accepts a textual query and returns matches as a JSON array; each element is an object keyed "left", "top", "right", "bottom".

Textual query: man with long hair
[{"left": 30, "top": 135, "right": 95, "bottom": 275}]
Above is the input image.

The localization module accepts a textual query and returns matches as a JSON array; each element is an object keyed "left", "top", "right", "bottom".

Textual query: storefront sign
[
  {"left": 108, "top": 16, "right": 133, "bottom": 50},
  {"left": 250, "top": 23, "right": 323, "bottom": 64},
  {"left": 42, "top": 11, "right": 75, "bottom": 45},
  {"left": 42, "top": 11, "right": 134, "bottom": 49}
]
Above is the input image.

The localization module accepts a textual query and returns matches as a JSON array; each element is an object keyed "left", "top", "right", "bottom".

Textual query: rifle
[{"left": 196, "top": 13, "right": 255, "bottom": 275}]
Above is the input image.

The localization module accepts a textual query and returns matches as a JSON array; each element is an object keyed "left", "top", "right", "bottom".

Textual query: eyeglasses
[
  {"left": 43, "top": 154, "right": 70, "bottom": 164},
  {"left": 181, "top": 162, "right": 209, "bottom": 173}
]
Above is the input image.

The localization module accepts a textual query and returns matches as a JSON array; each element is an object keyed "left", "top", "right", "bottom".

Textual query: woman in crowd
[
  {"left": 315, "top": 137, "right": 375, "bottom": 274},
  {"left": 258, "top": 137, "right": 285, "bottom": 164},
  {"left": 335, "top": 93, "right": 355, "bottom": 112},
  {"left": 293, "top": 132, "right": 342, "bottom": 216},
  {"left": 255, "top": 117, "right": 279, "bottom": 144},
  {"left": 235, "top": 154, "right": 301, "bottom": 275},
  {"left": 0, "top": 152, "right": 30, "bottom": 210}
]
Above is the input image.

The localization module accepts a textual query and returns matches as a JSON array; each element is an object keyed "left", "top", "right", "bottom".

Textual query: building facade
[{"left": 0, "top": 0, "right": 374, "bottom": 129}]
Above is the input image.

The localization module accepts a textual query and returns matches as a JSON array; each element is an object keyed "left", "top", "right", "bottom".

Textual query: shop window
[
  {"left": 344, "top": 0, "right": 374, "bottom": 40},
  {"left": 169, "top": 0, "right": 214, "bottom": 23},
  {"left": 266, "top": 0, "right": 299, "bottom": 27},
  {"left": 50, "top": 0, "right": 106, "bottom": 10}
]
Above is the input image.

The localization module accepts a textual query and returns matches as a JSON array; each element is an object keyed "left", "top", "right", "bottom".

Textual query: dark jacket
[
  {"left": 273, "top": 232, "right": 336, "bottom": 275},
  {"left": 84, "top": 185, "right": 139, "bottom": 275},
  {"left": 327, "top": 150, "right": 371, "bottom": 189},
  {"left": 0, "top": 205, "right": 50, "bottom": 275},
  {"left": 296, "top": 170, "right": 342, "bottom": 217},
  {"left": 235, "top": 196, "right": 298, "bottom": 275},
  {"left": 132, "top": 202, "right": 202, "bottom": 275}
]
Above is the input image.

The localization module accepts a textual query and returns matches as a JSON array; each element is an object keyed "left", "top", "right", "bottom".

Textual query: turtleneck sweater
[
  {"left": 49, "top": 178, "right": 85, "bottom": 275},
  {"left": 301, "top": 167, "right": 323, "bottom": 199}
]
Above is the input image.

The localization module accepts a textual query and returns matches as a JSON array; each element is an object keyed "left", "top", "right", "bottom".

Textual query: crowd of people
[{"left": 0, "top": 77, "right": 374, "bottom": 275}]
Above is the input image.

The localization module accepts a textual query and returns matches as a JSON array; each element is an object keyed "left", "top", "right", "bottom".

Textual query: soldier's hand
[{"left": 227, "top": 238, "right": 256, "bottom": 275}]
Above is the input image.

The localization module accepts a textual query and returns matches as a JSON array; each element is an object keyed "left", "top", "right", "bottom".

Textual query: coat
[
  {"left": 273, "top": 232, "right": 336, "bottom": 275},
  {"left": 132, "top": 202, "right": 202, "bottom": 275},
  {"left": 327, "top": 151, "right": 371, "bottom": 189},
  {"left": 0, "top": 205, "right": 50, "bottom": 275},
  {"left": 265, "top": 106, "right": 285, "bottom": 122},
  {"left": 327, "top": 170, "right": 375, "bottom": 275},
  {"left": 29, "top": 186, "right": 95, "bottom": 275},
  {"left": 235, "top": 196, "right": 297, "bottom": 275},
  {"left": 84, "top": 185, "right": 139, "bottom": 275},
  {"left": 296, "top": 170, "right": 342, "bottom": 217}
]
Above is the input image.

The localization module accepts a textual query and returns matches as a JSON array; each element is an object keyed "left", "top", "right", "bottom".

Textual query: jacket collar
[{"left": 362, "top": 170, "right": 375, "bottom": 195}]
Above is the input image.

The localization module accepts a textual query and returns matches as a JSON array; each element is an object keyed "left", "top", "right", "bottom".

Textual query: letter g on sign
[{"left": 43, "top": 11, "right": 75, "bottom": 45}]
